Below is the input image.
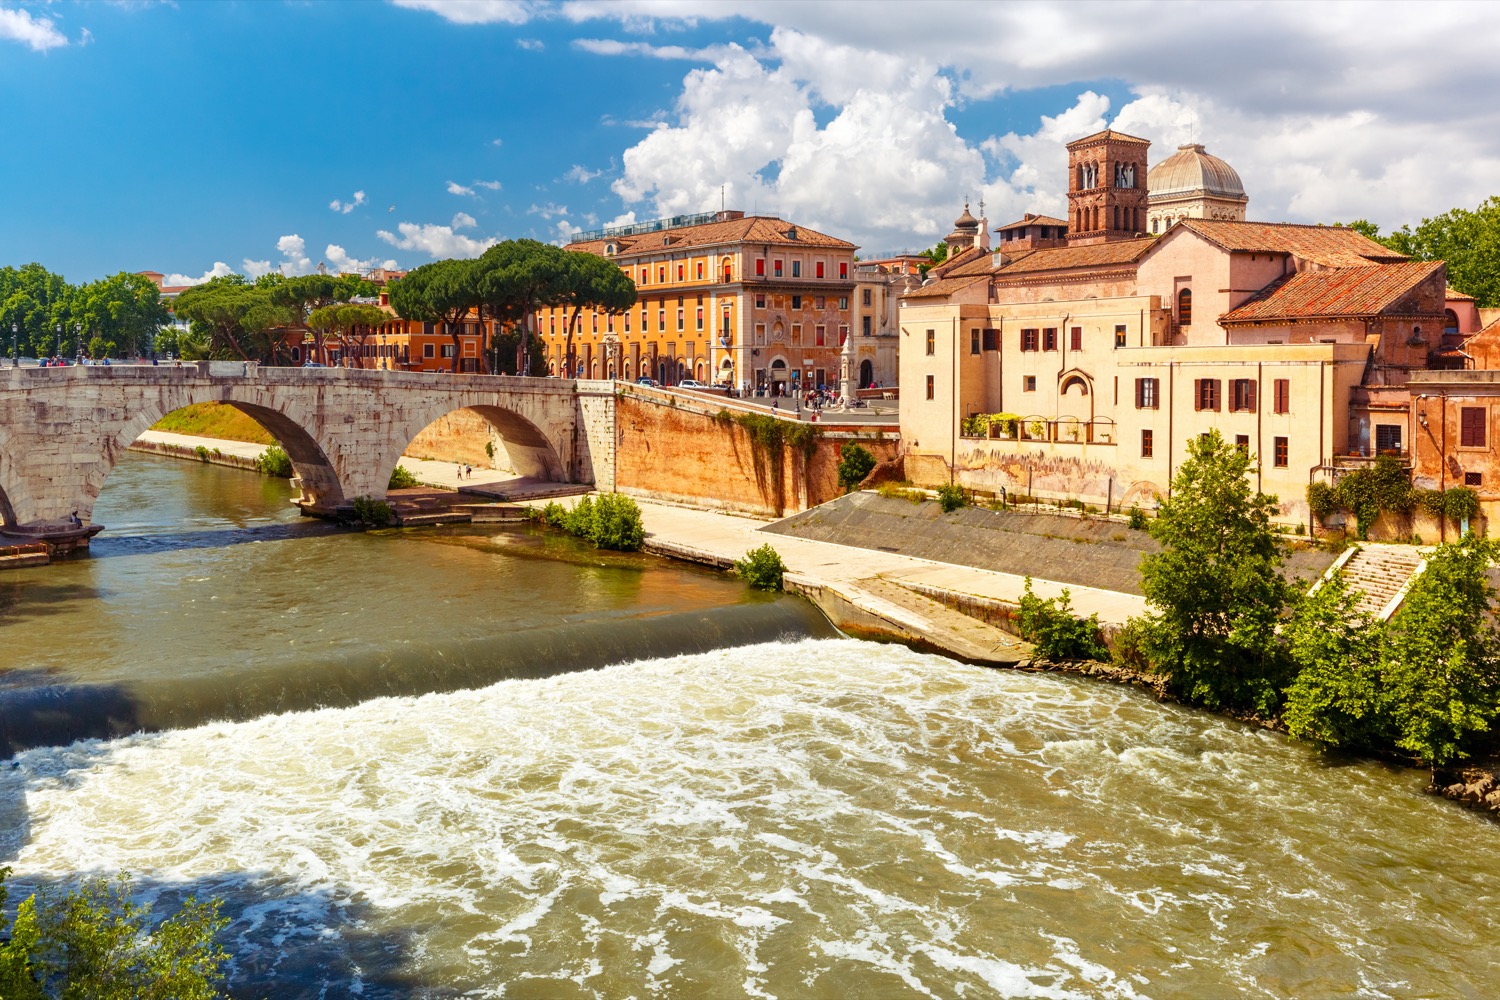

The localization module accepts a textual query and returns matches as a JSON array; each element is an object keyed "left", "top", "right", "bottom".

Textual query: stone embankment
[{"left": 1433, "top": 767, "right": 1500, "bottom": 817}]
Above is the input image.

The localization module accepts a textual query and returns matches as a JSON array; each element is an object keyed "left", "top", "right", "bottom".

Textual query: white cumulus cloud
[
  {"left": 377, "top": 221, "right": 497, "bottom": 258},
  {"left": 325, "top": 244, "right": 400, "bottom": 274},
  {"left": 0, "top": 7, "right": 69, "bottom": 51},
  {"left": 447, "top": 181, "right": 475, "bottom": 196},
  {"left": 163, "top": 262, "right": 237, "bottom": 287},
  {"left": 390, "top": 0, "right": 535, "bottom": 25},
  {"left": 451, "top": 211, "right": 477, "bottom": 229},
  {"left": 329, "top": 190, "right": 367, "bottom": 214},
  {"left": 564, "top": 164, "right": 602, "bottom": 184}
]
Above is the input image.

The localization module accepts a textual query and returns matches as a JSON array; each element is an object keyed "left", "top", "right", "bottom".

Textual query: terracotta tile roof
[
  {"left": 994, "top": 214, "right": 1068, "bottom": 230},
  {"left": 568, "top": 215, "right": 856, "bottom": 256},
  {"left": 993, "top": 239, "right": 1153, "bottom": 276},
  {"left": 943, "top": 252, "right": 1002, "bottom": 277},
  {"left": 1447, "top": 287, "right": 1476, "bottom": 301},
  {"left": 931, "top": 244, "right": 987, "bottom": 277},
  {"left": 1068, "top": 128, "right": 1151, "bottom": 146},
  {"left": 1175, "top": 219, "right": 1407, "bottom": 267},
  {"left": 903, "top": 275, "right": 990, "bottom": 301},
  {"left": 1221, "top": 261, "right": 1445, "bottom": 323}
]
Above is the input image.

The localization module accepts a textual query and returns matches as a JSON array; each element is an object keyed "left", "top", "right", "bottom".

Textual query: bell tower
[{"left": 1066, "top": 129, "right": 1151, "bottom": 246}]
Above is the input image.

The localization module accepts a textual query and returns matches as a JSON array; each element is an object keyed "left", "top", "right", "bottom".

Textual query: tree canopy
[
  {"left": 1338, "top": 196, "right": 1500, "bottom": 307},
  {"left": 1136, "top": 429, "right": 1295, "bottom": 713},
  {"left": 0, "top": 264, "right": 169, "bottom": 359},
  {"left": 173, "top": 273, "right": 376, "bottom": 365}
]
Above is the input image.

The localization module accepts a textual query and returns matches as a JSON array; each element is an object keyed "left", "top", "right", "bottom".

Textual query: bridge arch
[
  {"left": 374, "top": 398, "right": 568, "bottom": 500},
  {"left": 83, "top": 390, "right": 349, "bottom": 523}
]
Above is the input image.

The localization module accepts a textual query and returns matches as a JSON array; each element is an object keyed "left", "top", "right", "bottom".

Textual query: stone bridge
[{"left": 0, "top": 362, "right": 617, "bottom": 534}]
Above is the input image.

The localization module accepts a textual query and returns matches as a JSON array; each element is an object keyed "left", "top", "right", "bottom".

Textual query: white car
[{"left": 677, "top": 379, "right": 708, "bottom": 388}]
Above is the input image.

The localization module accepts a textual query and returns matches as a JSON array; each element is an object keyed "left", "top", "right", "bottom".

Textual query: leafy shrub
[
  {"left": 256, "top": 444, "right": 294, "bottom": 478},
  {"left": 388, "top": 464, "right": 420, "bottom": 489},
  {"left": 1110, "top": 617, "right": 1152, "bottom": 673},
  {"left": 837, "top": 442, "right": 877, "bottom": 493},
  {"left": 485, "top": 440, "right": 495, "bottom": 461},
  {"left": 1127, "top": 506, "right": 1149, "bottom": 531},
  {"left": 351, "top": 495, "right": 392, "bottom": 527},
  {"left": 1306, "top": 480, "right": 1338, "bottom": 522},
  {"left": 193, "top": 444, "right": 210, "bottom": 462},
  {"left": 0, "top": 867, "right": 230, "bottom": 999},
  {"left": 734, "top": 543, "right": 786, "bottom": 591},
  {"left": 936, "top": 483, "right": 966, "bottom": 512},
  {"left": 1017, "top": 578, "right": 1109, "bottom": 660},
  {"left": 537, "top": 493, "right": 644, "bottom": 551}
]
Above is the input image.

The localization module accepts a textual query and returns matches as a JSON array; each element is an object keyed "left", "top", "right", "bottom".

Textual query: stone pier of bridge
[{"left": 0, "top": 362, "right": 617, "bottom": 541}]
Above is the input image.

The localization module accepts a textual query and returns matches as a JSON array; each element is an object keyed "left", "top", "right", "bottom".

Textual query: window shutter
[
  {"left": 1246, "top": 380, "right": 1257, "bottom": 412},
  {"left": 1195, "top": 379, "right": 1205, "bottom": 411},
  {"left": 1135, "top": 379, "right": 1144, "bottom": 408}
]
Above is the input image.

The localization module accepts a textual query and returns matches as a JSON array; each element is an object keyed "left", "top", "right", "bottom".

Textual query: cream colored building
[{"left": 1146, "top": 143, "right": 1248, "bottom": 234}]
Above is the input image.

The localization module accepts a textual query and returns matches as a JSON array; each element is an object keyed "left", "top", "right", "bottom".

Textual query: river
[{"left": 3, "top": 455, "right": 1499, "bottom": 998}]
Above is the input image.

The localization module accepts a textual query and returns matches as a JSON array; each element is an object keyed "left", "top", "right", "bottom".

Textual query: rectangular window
[
  {"left": 814, "top": 296, "right": 825, "bottom": 309},
  {"left": 695, "top": 308, "right": 703, "bottom": 331},
  {"left": 1141, "top": 429, "right": 1154, "bottom": 458},
  {"left": 815, "top": 325, "right": 826, "bottom": 347},
  {"left": 658, "top": 267, "right": 666, "bottom": 283},
  {"left": 926, "top": 374, "right": 935, "bottom": 400},
  {"left": 840, "top": 262, "right": 848, "bottom": 279},
  {"left": 774, "top": 259, "right": 783, "bottom": 277},
  {"left": 982, "top": 329, "right": 999, "bottom": 351},
  {"left": 1023, "top": 375, "right": 1037, "bottom": 392},
  {"left": 925, "top": 329, "right": 935, "bottom": 356},
  {"left": 676, "top": 309, "right": 684, "bottom": 331},
  {"left": 696, "top": 262, "right": 704, "bottom": 280},
  {"left": 839, "top": 324, "right": 848, "bottom": 345},
  {"left": 1466, "top": 471, "right": 1483, "bottom": 486},
  {"left": 792, "top": 323, "right": 802, "bottom": 344},
  {"left": 677, "top": 264, "right": 684, "bottom": 281},
  {"left": 423, "top": 343, "right": 434, "bottom": 358},
  {"left": 1070, "top": 327, "right": 1082, "bottom": 351},
  {"left": 791, "top": 295, "right": 802, "bottom": 310},
  {"left": 1135, "top": 377, "right": 1159, "bottom": 409},
  {"left": 441, "top": 344, "right": 455, "bottom": 358},
  {"left": 1235, "top": 434, "right": 1250, "bottom": 453},
  {"left": 1230, "top": 378, "right": 1258, "bottom": 412},
  {"left": 862, "top": 288, "right": 872, "bottom": 306},
  {"left": 1274, "top": 436, "right": 1289, "bottom": 467},
  {"left": 657, "top": 309, "right": 665, "bottom": 331},
  {"left": 640, "top": 268, "right": 648, "bottom": 284},
  {"left": 817, "top": 261, "right": 825, "bottom": 278},
  {"left": 1115, "top": 325, "right": 1127, "bottom": 348},
  {"left": 1274, "top": 378, "right": 1290, "bottom": 414},
  {"left": 755, "top": 294, "right": 766, "bottom": 309},
  {"left": 624, "top": 313, "right": 631, "bottom": 332},
  {"left": 970, "top": 329, "right": 980, "bottom": 355},
  {"left": 756, "top": 258, "right": 765, "bottom": 276},
  {"left": 1021, "top": 328, "right": 1039, "bottom": 352},
  {"left": 862, "top": 315, "right": 872, "bottom": 336},
  {"left": 1462, "top": 406, "right": 1487, "bottom": 447},
  {"left": 1043, "top": 328, "right": 1058, "bottom": 351},
  {"left": 1195, "top": 378, "right": 1221, "bottom": 411},
  {"left": 792, "top": 260, "right": 802, "bottom": 278},
  {"left": 1375, "top": 425, "right": 1403, "bottom": 454},
  {"left": 839, "top": 296, "right": 849, "bottom": 309}
]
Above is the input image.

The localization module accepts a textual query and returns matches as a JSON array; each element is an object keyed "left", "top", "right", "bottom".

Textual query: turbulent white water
[{"left": 4, "top": 638, "right": 1499, "bottom": 998}]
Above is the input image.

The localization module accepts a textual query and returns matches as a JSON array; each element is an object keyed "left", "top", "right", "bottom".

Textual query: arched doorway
[{"left": 859, "top": 359, "right": 873, "bottom": 388}]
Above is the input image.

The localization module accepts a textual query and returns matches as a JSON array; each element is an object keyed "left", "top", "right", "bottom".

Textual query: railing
[
  {"left": 959, "top": 416, "right": 1116, "bottom": 445},
  {"left": 1332, "top": 450, "right": 1411, "bottom": 468}
]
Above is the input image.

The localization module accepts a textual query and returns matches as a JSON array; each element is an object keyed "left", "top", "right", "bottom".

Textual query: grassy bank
[{"left": 150, "top": 402, "right": 274, "bottom": 444}]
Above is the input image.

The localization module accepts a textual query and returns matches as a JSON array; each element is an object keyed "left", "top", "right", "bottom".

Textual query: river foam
[{"left": 4, "top": 638, "right": 1500, "bottom": 998}]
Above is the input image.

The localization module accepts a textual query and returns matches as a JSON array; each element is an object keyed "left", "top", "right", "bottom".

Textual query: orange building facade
[{"left": 539, "top": 211, "right": 859, "bottom": 392}]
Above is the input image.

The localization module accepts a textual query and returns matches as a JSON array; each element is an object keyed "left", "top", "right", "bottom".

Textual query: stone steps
[
  {"left": 395, "top": 512, "right": 473, "bottom": 527},
  {"left": 1338, "top": 544, "right": 1426, "bottom": 619}
]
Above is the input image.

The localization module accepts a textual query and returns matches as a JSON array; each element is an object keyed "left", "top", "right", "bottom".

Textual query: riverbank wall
[{"left": 127, "top": 437, "right": 262, "bottom": 473}]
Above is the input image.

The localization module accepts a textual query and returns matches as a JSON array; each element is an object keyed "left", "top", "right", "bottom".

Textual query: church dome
[
  {"left": 952, "top": 204, "right": 979, "bottom": 231},
  {"left": 1147, "top": 144, "right": 1245, "bottom": 199}
]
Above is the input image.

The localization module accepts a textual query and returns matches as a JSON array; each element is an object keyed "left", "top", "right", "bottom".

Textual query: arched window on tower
[{"left": 1178, "top": 288, "right": 1193, "bottom": 326}]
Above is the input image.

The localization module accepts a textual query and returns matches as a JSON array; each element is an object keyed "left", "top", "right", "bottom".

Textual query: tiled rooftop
[
  {"left": 1221, "top": 260, "right": 1444, "bottom": 322},
  {"left": 568, "top": 216, "right": 856, "bottom": 256},
  {"left": 1176, "top": 219, "right": 1408, "bottom": 267}
]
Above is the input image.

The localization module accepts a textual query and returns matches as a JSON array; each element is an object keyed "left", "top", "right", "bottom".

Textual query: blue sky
[{"left": 3, "top": 1, "right": 1497, "bottom": 285}]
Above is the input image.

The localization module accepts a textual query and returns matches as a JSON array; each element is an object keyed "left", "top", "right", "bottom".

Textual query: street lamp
[
  {"left": 73, "top": 323, "right": 82, "bottom": 363},
  {"left": 10, "top": 322, "right": 17, "bottom": 368},
  {"left": 55, "top": 323, "right": 62, "bottom": 361}
]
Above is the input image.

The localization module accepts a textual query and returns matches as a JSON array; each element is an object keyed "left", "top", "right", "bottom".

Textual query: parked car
[
  {"left": 636, "top": 377, "right": 659, "bottom": 387},
  {"left": 677, "top": 379, "right": 708, "bottom": 388}
]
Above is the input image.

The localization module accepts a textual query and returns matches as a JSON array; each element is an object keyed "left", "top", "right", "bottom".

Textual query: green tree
[
  {"left": 473, "top": 240, "right": 570, "bottom": 376},
  {"left": 266, "top": 274, "right": 376, "bottom": 366},
  {"left": 171, "top": 276, "right": 291, "bottom": 363},
  {"left": 836, "top": 442, "right": 877, "bottom": 493},
  {"left": 388, "top": 259, "right": 478, "bottom": 374},
  {"left": 1344, "top": 198, "right": 1500, "bottom": 307},
  {"left": 307, "top": 303, "right": 390, "bottom": 366},
  {"left": 1381, "top": 535, "right": 1500, "bottom": 768},
  {"left": 1018, "top": 578, "right": 1109, "bottom": 661},
  {"left": 552, "top": 249, "right": 637, "bottom": 378},
  {"left": 1282, "top": 571, "right": 1388, "bottom": 750},
  {"left": 0, "top": 867, "right": 229, "bottom": 999},
  {"left": 1135, "top": 430, "right": 1295, "bottom": 713}
]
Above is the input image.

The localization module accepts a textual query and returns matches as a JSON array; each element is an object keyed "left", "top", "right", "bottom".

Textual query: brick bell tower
[{"left": 1066, "top": 129, "right": 1151, "bottom": 245}]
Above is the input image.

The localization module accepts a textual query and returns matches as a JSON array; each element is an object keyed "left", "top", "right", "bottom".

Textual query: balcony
[{"left": 959, "top": 414, "right": 1116, "bottom": 445}]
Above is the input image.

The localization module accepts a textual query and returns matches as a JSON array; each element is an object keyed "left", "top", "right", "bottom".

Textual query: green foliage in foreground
[
  {"left": 255, "top": 445, "right": 293, "bottom": 478},
  {"left": 388, "top": 464, "right": 420, "bottom": 489},
  {"left": 734, "top": 543, "right": 786, "bottom": 591},
  {"left": 936, "top": 483, "right": 967, "bottom": 513},
  {"left": 538, "top": 494, "right": 644, "bottom": 551},
  {"left": 0, "top": 867, "right": 229, "bottom": 999},
  {"left": 351, "top": 495, "right": 393, "bottom": 528},
  {"left": 1018, "top": 578, "right": 1108, "bottom": 661},
  {"left": 1134, "top": 430, "right": 1294, "bottom": 715},
  {"left": 836, "top": 442, "right": 876, "bottom": 494}
]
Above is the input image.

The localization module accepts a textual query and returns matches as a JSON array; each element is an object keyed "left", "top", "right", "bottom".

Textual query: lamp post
[
  {"left": 10, "top": 322, "right": 17, "bottom": 368},
  {"left": 55, "top": 323, "right": 62, "bottom": 362},
  {"left": 74, "top": 323, "right": 82, "bottom": 363}
]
